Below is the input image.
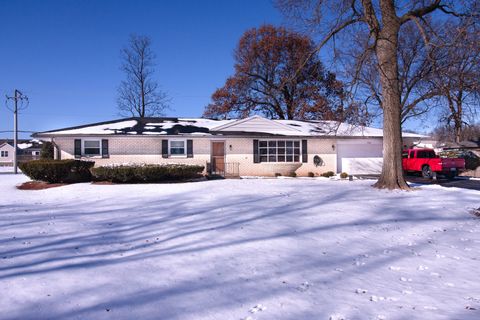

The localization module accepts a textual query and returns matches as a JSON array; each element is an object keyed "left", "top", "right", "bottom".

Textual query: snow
[
  {"left": 277, "top": 119, "right": 425, "bottom": 138},
  {"left": 0, "top": 166, "right": 18, "bottom": 173},
  {"left": 17, "top": 143, "right": 33, "bottom": 149},
  {"left": 50, "top": 120, "right": 138, "bottom": 135},
  {"left": 147, "top": 118, "right": 234, "bottom": 130},
  {"left": 0, "top": 175, "right": 479, "bottom": 319},
  {"left": 36, "top": 117, "right": 424, "bottom": 138}
]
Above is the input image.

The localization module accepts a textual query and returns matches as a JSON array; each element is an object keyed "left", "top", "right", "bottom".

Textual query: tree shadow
[{"left": 1, "top": 179, "right": 479, "bottom": 319}]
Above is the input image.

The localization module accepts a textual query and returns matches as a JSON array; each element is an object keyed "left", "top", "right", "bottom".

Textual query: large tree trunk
[{"left": 373, "top": 5, "right": 409, "bottom": 190}]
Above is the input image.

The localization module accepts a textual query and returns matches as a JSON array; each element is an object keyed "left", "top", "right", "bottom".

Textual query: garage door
[{"left": 337, "top": 140, "right": 383, "bottom": 174}]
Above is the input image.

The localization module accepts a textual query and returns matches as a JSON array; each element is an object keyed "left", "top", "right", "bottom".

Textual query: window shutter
[
  {"left": 302, "top": 140, "right": 308, "bottom": 163},
  {"left": 162, "top": 140, "right": 169, "bottom": 158},
  {"left": 56, "top": 145, "right": 61, "bottom": 160},
  {"left": 101, "top": 139, "right": 109, "bottom": 158},
  {"left": 253, "top": 139, "right": 260, "bottom": 163},
  {"left": 187, "top": 139, "right": 193, "bottom": 158},
  {"left": 74, "top": 139, "right": 81, "bottom": 159}
]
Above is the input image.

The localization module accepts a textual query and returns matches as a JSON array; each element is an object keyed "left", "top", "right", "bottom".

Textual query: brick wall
[{"left": 53, "top": 136, "right": 337, "bottom": 177}]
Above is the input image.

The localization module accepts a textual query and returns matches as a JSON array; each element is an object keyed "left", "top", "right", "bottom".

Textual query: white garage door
[{"left": 337, "top": 140, "right": 383, "bottom": 174}]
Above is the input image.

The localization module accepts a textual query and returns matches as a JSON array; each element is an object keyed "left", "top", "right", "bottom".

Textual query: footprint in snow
[
  {"left": 249, "top": 304, "right": 267, "bottom": 313},
  {"left": 370, "top": 295, "right": 386, "bottom": 302},
  {"left": 417, "top": 265, "right": 429, "bottom": 271},
  {"left": 444, "top": 282, "right": 455, "bottom": 287},
  {"left": 400, "top": 277, "right": 412, "bottom": 282},
  {"left": 297, "top": 281, "right": 311, "bottom": 292},
  {"left": 402, "top": 290, "right": 413, "bottom": 295},
  {"left": 356, "top": 288, "right": 368, "bottom": 294},
  {"left": 329, "top": 314, "right": 346, "bottom": 320},
  {"left": 389, "top": 266, "right": 401, "bottom": 271},
  {"left": 354, "top": 259, "right": 365, "bottom": 266}
]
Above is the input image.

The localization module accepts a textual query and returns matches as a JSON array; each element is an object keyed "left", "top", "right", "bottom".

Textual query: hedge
[
  {"left": 90, "top": 164, "right": 205, "bottom": 183},
  {"left": 19, "top": 159, "right": 94, "bottom": 183}
]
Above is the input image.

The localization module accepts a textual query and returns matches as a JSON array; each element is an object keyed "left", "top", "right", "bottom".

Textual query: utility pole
[{"left": 6, "top": 90, "right": 28, "bottom": 174}]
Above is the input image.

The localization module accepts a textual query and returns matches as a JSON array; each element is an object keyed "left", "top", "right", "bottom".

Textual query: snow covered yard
[{"left": 0, "top": 175, "right": 479, "bottom": 320}]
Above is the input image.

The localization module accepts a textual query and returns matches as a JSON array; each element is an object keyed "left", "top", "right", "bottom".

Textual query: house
[
  {"left": 0, "top": 141, "right": 14, "bottom": 166},
  {"left": 32, "top": 116, "right": 425, "bottom": 176},
  {"left": 0, "top": 139, "right": 42, "bottom": 166}
]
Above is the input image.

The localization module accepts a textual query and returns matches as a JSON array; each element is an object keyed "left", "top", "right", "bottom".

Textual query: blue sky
[
  {"left": 0, "top": 0, "right": 436, "bottom": 139},
  {"left": 0, "top": 0, "right": 283, "bottom": 138}
]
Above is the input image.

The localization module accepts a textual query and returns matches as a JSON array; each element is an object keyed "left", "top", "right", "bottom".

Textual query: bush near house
[
  {"left": 40, "top": 142, "right": 54, "bottom": 160},
  {"left": 340, "top": 172, "right": 349, "bottom": 179},
  {"left": 321, "top": 171, "right": 335, "bottom": 178},
  {"left": 19, "top": 160, "right": 94, "bottom": 183},
  {"left": 90, "top": 164, "right": 205, "bottom": 183}
]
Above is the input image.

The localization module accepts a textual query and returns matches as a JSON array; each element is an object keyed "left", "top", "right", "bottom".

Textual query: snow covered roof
[
  {"left": 0, "top": 139, "right": 42, "bottom": 149},
  {"left": 34, "top": 116, "right": 425, "bottom": 138}
]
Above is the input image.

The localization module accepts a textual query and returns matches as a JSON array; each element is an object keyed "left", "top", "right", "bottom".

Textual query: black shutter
[
  {"left": 253, "top": 139, "right": 260, "bottom": 163},
  {"left": 74, "top": 139, "right": 81, "bottom": 159},
  {"left": 187, "top": 139, "right": 193, "bottom": 158},
  {"left": 162, "top": 140, "right": 169, "bottom": 158},
  {"left": 302, "top": 140, "right": 308, "bottom": 163},
  {"left": 101, "top": 139, "right": 109, "bottom": 158},
  {"left": 56, "top": 145, "right": 61, "bottom": 160}
]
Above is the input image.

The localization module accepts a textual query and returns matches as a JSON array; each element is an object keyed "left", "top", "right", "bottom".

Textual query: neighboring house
[
  {"left": 0, "top": 139, "right": 42, "bottom": 166},
  {"left": 32, "top": 115, "right": 425, "bottom": 176},
  {"left": 0, "top": 142, "right": 14, "bottom": 165}
]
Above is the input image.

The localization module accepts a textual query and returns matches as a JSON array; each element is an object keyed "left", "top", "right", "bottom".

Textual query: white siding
[{"left": 336, "top": 139, "right": 383, "bottom": 174}]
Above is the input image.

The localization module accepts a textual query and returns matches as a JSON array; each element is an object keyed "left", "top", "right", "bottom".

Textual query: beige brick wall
[
  {"left": 52, "top": 136, "right": 337, "bottom": 177},
  {"left": 223, "top": 137, "right": 336, "bottom": 176},
  {"left": 54, "top": 136, "right": 211, "bottom": 170}
]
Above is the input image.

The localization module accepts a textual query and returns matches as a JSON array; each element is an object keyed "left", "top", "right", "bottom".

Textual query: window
[
  {"left": 32, "top": 151, "right": 40, "bottom": 156},
  {"left": 417, "top": 150, "right": 436, "bottom": 159},
  {"left": 258, "top": 140, "right": 300, "bottom": 162},
  {"left": 83, "top": 140, "right": 101, "bottom": 156},
  {"left": 169, "top": 140, "right": 186, "bottom": 155},
  {"left": 0, "top": 151, "right": 8, "bottom": 157}
]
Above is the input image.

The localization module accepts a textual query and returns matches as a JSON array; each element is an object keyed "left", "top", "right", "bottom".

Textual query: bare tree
[
  {"left": 431, "top": 21, "right": 480, "bottom": 143},
  {"left": 345, "top": 21, "right": 440, "bottom": 124},
  {"left": 277, "top": 0, "right": 477, "bottom": 190},
  {"left": 117, "top": 34, "right": 168, "bottom": 118}
]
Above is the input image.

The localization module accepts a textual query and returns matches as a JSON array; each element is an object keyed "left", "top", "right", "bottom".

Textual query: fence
[{"left": 207, "top": 162, "right": 240, "bottom": 178}]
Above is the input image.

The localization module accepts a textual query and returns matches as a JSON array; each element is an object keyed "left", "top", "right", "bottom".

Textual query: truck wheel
[{"left": 422, "top": 165, "right": 433, "bottom": 179}]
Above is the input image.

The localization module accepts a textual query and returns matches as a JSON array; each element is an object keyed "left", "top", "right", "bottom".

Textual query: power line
[{"left": 5, "top": 90, "right": 29, "bottom": 174}]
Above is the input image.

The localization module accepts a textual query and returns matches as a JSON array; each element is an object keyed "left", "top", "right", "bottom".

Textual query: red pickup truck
[{"left": 402, "top": 148, "right": 465, "bottom": 179}]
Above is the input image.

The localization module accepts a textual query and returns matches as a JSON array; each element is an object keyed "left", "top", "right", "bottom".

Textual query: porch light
[
  {"left": 332, "top": 144, "right": 335, "bottom": 151},
  {"left": 229, "top": 144, "right": 232, "bottom": 151}
]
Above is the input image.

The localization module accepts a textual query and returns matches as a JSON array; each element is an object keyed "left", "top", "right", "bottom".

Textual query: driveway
[{"left": 406, "top": 176, "right": 480, "bottom": 191}]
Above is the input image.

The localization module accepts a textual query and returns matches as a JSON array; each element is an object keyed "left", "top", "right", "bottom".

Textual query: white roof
[{"left": 34, "top": 116, "right": 425, "bottom": 138}]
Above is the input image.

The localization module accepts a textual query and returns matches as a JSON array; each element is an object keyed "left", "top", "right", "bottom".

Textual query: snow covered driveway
[{"left": 0, "top": 175, "right": 479, "bottom": 320}]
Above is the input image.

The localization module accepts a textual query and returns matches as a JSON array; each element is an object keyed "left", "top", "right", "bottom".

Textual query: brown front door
[{"left": 211, "top": 141, "right": 225, "bottom": 174}]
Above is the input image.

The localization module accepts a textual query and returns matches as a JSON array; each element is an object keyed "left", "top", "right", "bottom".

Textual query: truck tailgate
[{"left": 441, "top": 158, "right": 466, "bottom": 170}]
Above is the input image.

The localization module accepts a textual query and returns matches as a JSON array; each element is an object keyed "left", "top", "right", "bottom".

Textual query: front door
[{"left": 211, "top": 141, "right": 225, "bottom": 174}]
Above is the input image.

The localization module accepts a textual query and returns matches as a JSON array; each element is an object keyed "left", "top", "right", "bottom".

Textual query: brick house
[{"left": 33, "top": 115, "right": 424, "bottom": 177}]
